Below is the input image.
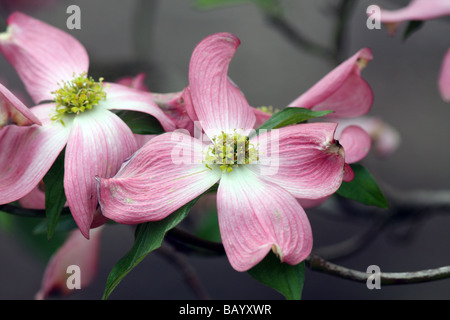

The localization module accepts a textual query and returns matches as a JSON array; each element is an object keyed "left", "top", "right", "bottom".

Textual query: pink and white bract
[
  {"left": 290, "top": 48, "right": 374, "bottom": 119},
  {"left": 0, "top": 12, "right": 176, "bottom": 238},
  {"left": 97, "top": 33, "right": 347, "bottom": 272}
]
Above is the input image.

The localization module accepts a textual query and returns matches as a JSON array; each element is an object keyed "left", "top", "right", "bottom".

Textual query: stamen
[
  {"left": 205, "top": 130, "right": 258, "bottom": 173},
  {"left": 51, "top": 72, "right": 106, "bottom": 125},
  {"left": 257, "top": 105, "right": 279, "bottom": 115}
]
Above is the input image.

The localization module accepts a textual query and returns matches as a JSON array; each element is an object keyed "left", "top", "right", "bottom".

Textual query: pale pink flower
[
  {"left": 335, "top": 116, "right": 401, "bottom": 159},
  {"left": 439, "top": 49, "right": 450, "bottom": 102},
  {"left": 0, "top": 12, "right": 175, "bottom": 238},
  {"left": 96, "top": 33, "right": 346, "bottom": 271},
  {"left": 377, "top": 0, "right": 450, "bottom": 34},
  {"left": 35, "top": 227, "right": 103, "bottom": 300}
]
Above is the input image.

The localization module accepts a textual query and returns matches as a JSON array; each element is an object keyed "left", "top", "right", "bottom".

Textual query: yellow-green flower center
[
  {"left": 205, "top": 131, "right": 258, "bottom": 173},
  {"left": 51, "top": 72, "right": 106, "bottom": 124},
  {"left": 257, "top": 105, "right": 279, "bottom": 115}
]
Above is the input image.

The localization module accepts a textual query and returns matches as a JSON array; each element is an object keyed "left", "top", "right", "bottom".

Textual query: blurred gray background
[{"left": 0, "top": 0, "right": 449, "bottom": 300}]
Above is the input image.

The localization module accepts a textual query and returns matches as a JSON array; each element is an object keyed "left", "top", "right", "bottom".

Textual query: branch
[
  {"left": 305, "top": 255, "right": 450, "bottom": 286},
  {"left": 156, "top": 243, "right": 211, "bottom": 300},
  {"left": 0, "top": 204, "right": 71, "bottom": 218},
  {"left": 264, "top": 14, "right": 337, "bottom": 63},
  {"left": 166, "top": 228, "right": 450, "bottom": 286}
]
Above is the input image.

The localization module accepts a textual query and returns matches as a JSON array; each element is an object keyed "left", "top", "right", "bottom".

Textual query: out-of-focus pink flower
[
  {"left": 439, "top": 49, "right": 450, "bottom": 102},
  {"left": 0, "top": 0, "right": 56, "bottom": 12},
  {"left": 377, "top": 0, "right": 450, "bottom": 34},
  {"left": 97, "top": 33, "right": 347, "bottom": 272},
  {"left": 335, "top": 116, "right": 401, "bottom": 159},
  {"left": 0, "top": 12, "right": 176, "bottom": 238},
  {"left": 35, "top": 227, "right": 103, "bottom": 300}
]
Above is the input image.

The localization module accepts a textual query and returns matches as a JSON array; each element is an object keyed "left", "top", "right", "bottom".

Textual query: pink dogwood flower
[
  {"left": 0, "top": 12, "right": 175, "bottom": 238},
  {"left": 96, "top": 33, "right": 346, "bottom": 271},
  {"left": 377, "top": 0, "right": 450, "bottom": 34}
]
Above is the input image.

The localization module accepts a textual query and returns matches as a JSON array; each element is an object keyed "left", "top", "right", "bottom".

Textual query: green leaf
[
  {"left": 102, "top": 197, "right": 200, "bottom": 300},
  {"left": 195, "top": 208, "right": 221, "bottom": 243},
  {"left": 11, "top": 215, "right": 67, "bottom": 262},
  {"left": 337, "top": 164, "right": 389, "bottom": 209},
  {"left": 43, "top": 148, "right": 67, "bottom": 240},
  {"left": 403, "top": 20, "right": 424, "bottom": 40},
  {"left": 32, "top": 214, "right": 78, "bottom": 236},
  {"left": 0, "top": 210, "right": 14, "bottom": 233},
  {"left": 248, "top": 252, "right": 306, "bottom": 300},
  {"left": 255, "top": 107, "right": 333, "bottom": 134},
  {"left": 115, "top": 110, "right": 165, "bottom": 135}
]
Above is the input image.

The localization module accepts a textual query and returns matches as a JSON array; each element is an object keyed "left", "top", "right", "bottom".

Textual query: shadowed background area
[{"left": 0, "top": 0, "right": 449, "bottom": 300}]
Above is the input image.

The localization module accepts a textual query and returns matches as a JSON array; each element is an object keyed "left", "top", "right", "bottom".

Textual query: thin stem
[
  {"left": 157, "top": 243, "right": 211, "bottom": 300},
  {"left": 265, "top": 14, "right": 336, "bottom": 63},
  {"left": 166, "top": 228, "right": 450, "bottom": 286},
  {"left": 306, "top": 255, "right": 450, "bottom": 285},
  {"left": 165, "top": 228, "right": 225, "bottom": 256},
  {"left": 313, "top": 214, "right": 391, "bottom": 261},
  {"left": 332, "top": 0, "right": 358, "bottom": 63},
  {"left": 0, "top": 204, "right": 71, "bottom": 218}
]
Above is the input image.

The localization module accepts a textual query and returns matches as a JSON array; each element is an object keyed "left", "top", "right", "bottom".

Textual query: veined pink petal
[
  {"left": 134, "top": 134, "right": 157, "bottom": 148},
  {"left": 338, "top": 125, "right": 371, "bottom": 164},
  {"left": 0, "top": 12, "right": 89, "bottom": 104},
  {"left": 97, "top": 131, "right": 221, "bottom": 224},
  {"left": 0, "top": 121, "right": 70, "bottom": 205},
  {"left": 0, "top": 83, "right": 41, "bottom": 127},
  {"left": 18, "top": 184, "right": 46, "bottom": 209},
  {"left": 253, "top": 107, "right": 272, "bottom": 128},
  {"left": 154, "top": 90, "right": 195, "bottom": 135},
  {"left": 35, "top": 227, "right": 102, "bottom": 300},
  {"left": 217, "top": 167, "right": 312, "bottom": 272},
  {"left": 249, "top": 122, "right": 345, "bottom": 199},
  {"left": 289, "top": 48, "right": 373, "bottom": 118},
  {"left": 343, "top": 163, "right": 355, "bottom": 182},
  {"left": 64, "top": 107, "right": 138, "bottom": 239},
  {"left": 188, "top": 33, "right": 256, "bottom": 138},
  {"left": 100, "top": 82, "right": 176, "bottom": 132},
  {"left": 380, "top": 0, "right": 450, "bottom": 23},
  {"left": 439, "top": 49, "right": 450, "bottom": 102},
  {"left": 298, "top": 197, "right": 329, "bottom": 209}
]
